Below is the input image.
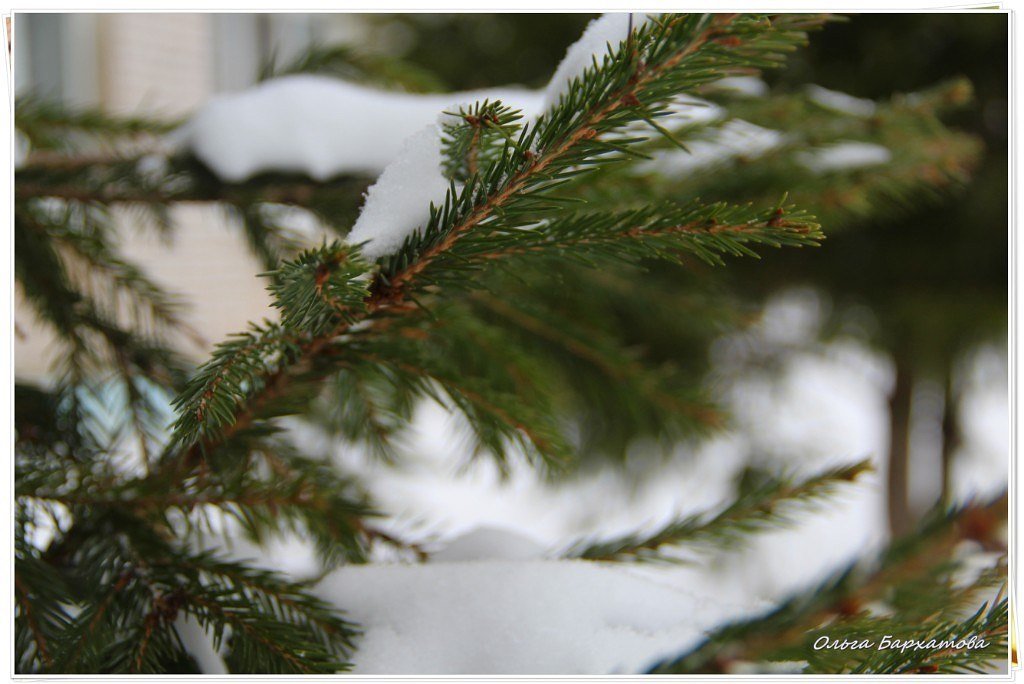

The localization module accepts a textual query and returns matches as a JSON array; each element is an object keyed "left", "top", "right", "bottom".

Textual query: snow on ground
[
  {"left": 313, "top": 537, "right": 744, "bottom": 675},
  {"left": 184, "top": 75, "right": 544, "bottom": 182},
  {"left": 952, "top": 345, "right": 1010, "bottom": 501}
]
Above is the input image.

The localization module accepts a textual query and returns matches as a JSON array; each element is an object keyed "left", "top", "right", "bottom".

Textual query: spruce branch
[
  {"left": 16, "top": 156, "right": 372, "bottom": 214},
  {"left": 648, "top": 496, "right": 1008, "bottom": 674},
  {"left": 339, "top": 348, "right": 573, "bottom": 469},
  {"left": 169, "top": 322, "right": 299, "bottom": 448},
  {"left": 441, "top": 100, "right": 527, "bottom": 181},
  {"left": 15, "top": 94, "right": 178, "bottom": 153},
  {"left": 168, "top": 13, "right": 827, "bottom": 465},
  {"left": 468, "top": 291, "right": 723, "bottom": 430},
  {"left": 430, "top": 200, "right": 821, "bottom": 284},
  {"left": 21, "top": 505, "right": 359, "bottom": 674},
  {"left": 572, "top": 459, "right": 871, "bottom": 561},
  {"left": 583, "top": 78, "right": 983, "bottom": 229},
  {"left": 266, "top": 241, "right": 371, "bottom": 336}
]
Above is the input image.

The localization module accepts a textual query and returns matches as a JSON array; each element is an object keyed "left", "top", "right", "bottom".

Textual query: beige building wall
[{"left": 15, "top": 13, "right": 281, "bottom": 381}]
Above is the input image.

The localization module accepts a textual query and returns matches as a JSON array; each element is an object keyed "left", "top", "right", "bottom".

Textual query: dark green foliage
[
  {"left": 380, "top": 14, "right": 595, "bottom": 90},
  {"left": 169, "top": 322, "right": 299, "bottom": 448},
  {"left": 15, "top": 94, "right": 179, "bottom": 153},
  {"left": 267, "top": 241, "right": 371, "bottom": 335},
  {"left": 22, "top": 523, "right": 359, "bottom": 674},
  {"left": 430, "top": 199, "right": 821, "bottom": 279},
  {"left": 440, "top": 100, "right": 527, "bottom": 182}
]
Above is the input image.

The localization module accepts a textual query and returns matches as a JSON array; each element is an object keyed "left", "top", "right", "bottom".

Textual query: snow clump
[
  {"left": 806, "top": 84, "right": 877, "bottom": 117},
  {"left": 345, "top": 124, "right": 452, "bottom": 260},
  {"left": 313, "top": 525, "right": 721, "bottom": 674},
  {"left": 186, "top": 75, "right": 543, "bottom": 182},
  {"left": 796, "top": 141, "right": 892, "bottom": 173}
]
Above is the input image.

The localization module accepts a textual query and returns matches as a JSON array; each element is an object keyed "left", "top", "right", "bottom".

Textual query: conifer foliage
[{"left": 14, "top": 13, "right": 1006, "bottom": 674}]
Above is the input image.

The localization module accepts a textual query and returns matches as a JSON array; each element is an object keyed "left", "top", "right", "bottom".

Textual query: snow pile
[
  {"left": 796, "top": 141, "right": 892, "bottom": 173},
  {"left": 180, "top": 19, "right": 895, "bottom": 262},
  {"left": 432, "top": 525, "right": 548, "bottom": 562},
  {"left": 806, "top": 84, "right": 877, "bottom": 117},
  {"left": 185, "top": 75, "right": 543, "bottom": 182},
  {"left": 314, "top": 539, "right": 722, "bottom": 674},
  {"left": 345, "top": 125, "right": 451, "bottom": 260},
  {"left": 185, "top": 13, "right": 676, "bottom": 185},
  {"left": 542, "top": 13, "right": 652, "bottom": 111},
  {"left": 712, "top": 76, "right": 770, "bottom": 97},
  {"left": 183, "top": 12, "right": 740, "bottom": 261},
  {"left": 641, "top": 119, "right": 785, "bottom": 177}
]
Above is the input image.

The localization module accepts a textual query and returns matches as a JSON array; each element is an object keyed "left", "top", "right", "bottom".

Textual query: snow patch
[
  {"left": 713, "top": 76, "right": 770, "bottom": 97},
  {"left": 433, "top": 525, "right": 547, "bottom": 561},
  {"left": 806, "top": 84, "right": 877, "bottom": 117},
  {"left": 661, "top": 94, "right": 725, "bottom": 126},
  {"left": 15, "top": 130, "right": 31, "bottom": 168},
  {"left": 185, "top": 75, "right": 544, "bottom": 182},
  {"left": 641, "top": 119, "right": 785, "bottom": 177},
  {"left": 314, "top": 559, "right": 716, "bottom": 674},
  {"left": 174, "top": 614, "right": 228, "bottom": 674},
  {"left": 543, "top": 13, "right": 654, "bottom": 111},
  {"left": 346, "top": 125, "right": 452, "bottom": 260},
  {"left": 257, "top": 202, "right": 330, "bottom": 243},
  {"left": 797, "top": 141, "right": 892, "bottom": 173}
]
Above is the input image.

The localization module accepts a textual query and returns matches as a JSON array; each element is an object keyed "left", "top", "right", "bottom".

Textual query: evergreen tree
[{"left": 14, "top": 13, "right": 1007, "bottom": 674}]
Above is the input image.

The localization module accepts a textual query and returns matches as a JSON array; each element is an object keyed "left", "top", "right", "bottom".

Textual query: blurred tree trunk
[
  {"left": 887, "top": 355, "right": 913, "bottom": 538},
  {"left": 939, "top": 368, "right": 961, "bottom": 507}
]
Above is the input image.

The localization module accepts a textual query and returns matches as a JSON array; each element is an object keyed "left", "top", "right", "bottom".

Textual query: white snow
[
  {"left": 256, "top": 202, "right": 331, "bottom": 244},
  {"left": 796, "top": 141, "right": 892, "bottom": 173},
  {"left": 345, "top": 125, "right": 452, "bottom": 260},
  {"left": 182, "top": 13, "right": 739, "bottom": 261},
  {"left": 174, "top": 614, "right": 228, "bottom": 675},
  {"left": 314, "top": 557, "right": 721, "bottom": 674},
  {"left": 432, "top": 525, "right": 548, "bottom": 561},
  {"left": 641, "top": 119, "right": 785, "bottom": 177},
  {"left": 135, "top": 153, "right": 170, "bottom": 183},
  {"left": 806, "top": 84, "right": 877, "bottom": 117},
  {"left": 659, "top": 94, "right": 725, "bottom": 126},
  {"left": 15, "top": 130, "right": 30, "bottom": 168},
  {"left": 713, "top": 76, "right": 770, "bottom": 97},
  {"left": 542, "top": 13, "right": 653, "bottom": 111},
  {"left": 185, "top": 75, "right": 544, "bottom": 182},
  {"left": 185, "top": 13, "right": 686, "bottom": 186}
]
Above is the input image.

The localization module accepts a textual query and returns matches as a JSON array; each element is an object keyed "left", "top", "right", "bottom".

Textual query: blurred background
[{"left": 14, "top": 12, "right": 1008, "bottom": 598}]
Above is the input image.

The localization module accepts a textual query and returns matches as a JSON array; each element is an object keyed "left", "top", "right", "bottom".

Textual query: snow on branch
[{"left": 184, "top": 76, "right": 544, "bottom": 182}]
